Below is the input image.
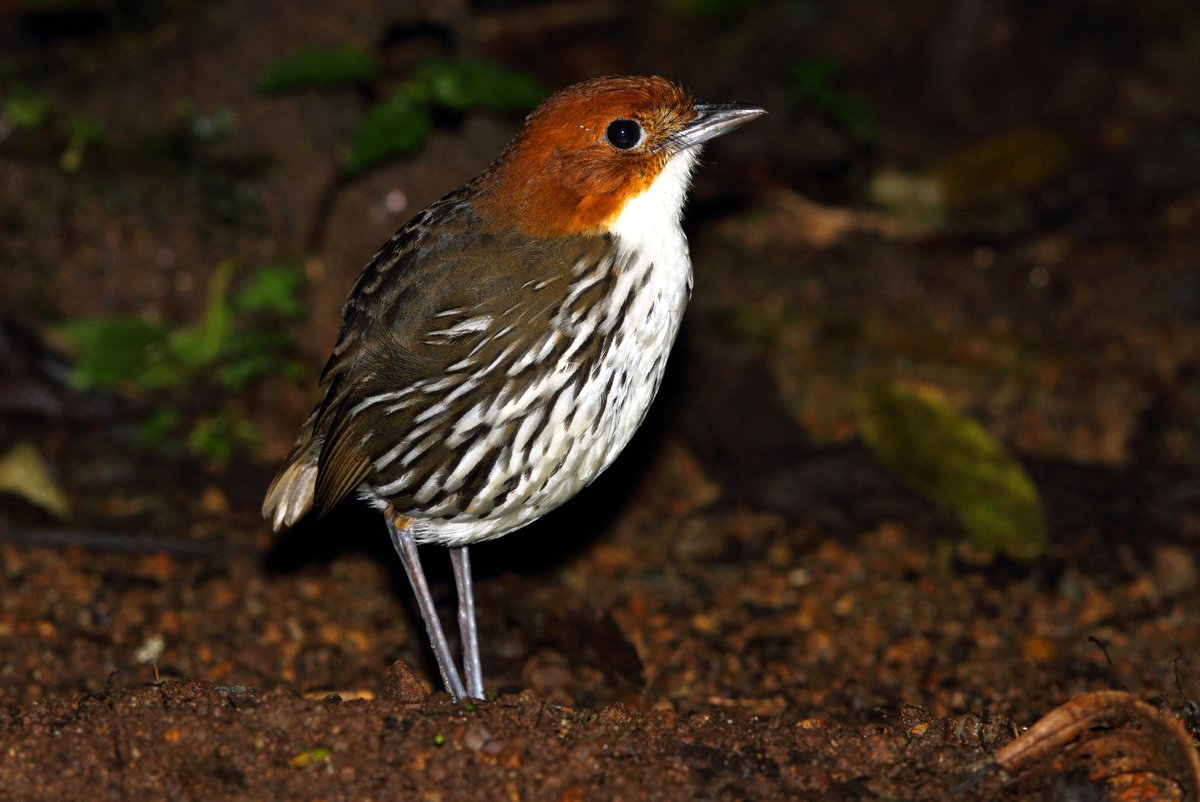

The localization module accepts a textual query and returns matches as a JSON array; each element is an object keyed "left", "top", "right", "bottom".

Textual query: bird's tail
[{"left": 262, "top": 454, "right": 319, "bottom": 532}]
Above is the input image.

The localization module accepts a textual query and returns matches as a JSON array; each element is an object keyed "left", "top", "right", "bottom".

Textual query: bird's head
[{"left": 478, "top": 75, "right": 765, "bottom": 237}]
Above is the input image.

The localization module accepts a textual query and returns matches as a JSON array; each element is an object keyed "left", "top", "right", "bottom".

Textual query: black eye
[{"left": 605, "top": 119, "right": 642, "bottom": 150}]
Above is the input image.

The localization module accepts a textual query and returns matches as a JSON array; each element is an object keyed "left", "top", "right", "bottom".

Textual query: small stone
[
  {"left": 383, "top": 659, "right": 429, "bottom": 703},
  {"left": 521, "top": 650, "right": 573, "bottom": 694},
  {"left": 1153, "top": 544, "right": 1196, "bottom": 597},
  {"left": 463, "top": 728, "right": 489, "bottom": 752},
  {"left": 598, "top": 703, "right": 634, "bottom": 726}
]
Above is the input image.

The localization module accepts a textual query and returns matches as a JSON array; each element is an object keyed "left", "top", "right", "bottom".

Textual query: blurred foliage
[
  {"left": 60, "top": 116, "right": 104, "bottom": 172},
  {"left": 56, "top": 315, "right": 165, "bottom": 390},
  {"left": 405, "top": 57, "right": 545, "bottom": 113},
  {"left": 232, "top": 264, "right": 306, "bottom": 317},
  {"left": 5, "top": 80, "right": 268, "bottom": 234},
  {"left": 869, "top": 129, "right": 1074, "bottom": 229},
  {"left": 187, "top": 411, "right": 261, "bottom": 463},
  {"left": 857, "top": 383, "right": 1046, "bottom": 561},
  {"left": 257, "top": 44, "right": 378, "bottom": 93},
  {"left": 56, "top": 260, "right": 306, "bottom": 463},
  {"left": 344, "top": 93, "right": 431, "bottom": 175},
  {"left": 1, "top": 81, "right": 105, "bottom": 172},
  {"left": 786, "top": 60, "right": 876, "bottom": 145},
  {"left": 868, "top": 169, "right": 945, "bottom": 228},
  {"left": 4, "top": 84, "right": 52, "bottom": 130},
  {"left": 257, "top": 50, "right": 544, "bottom": 174},
  {"left": 935, "top": 128, "right": 1074, "bottom": 207}
]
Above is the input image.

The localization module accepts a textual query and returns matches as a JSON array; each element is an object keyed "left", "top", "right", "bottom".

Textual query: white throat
[{"left": 607, "top": 147, "right": 700, "bottom": 255}]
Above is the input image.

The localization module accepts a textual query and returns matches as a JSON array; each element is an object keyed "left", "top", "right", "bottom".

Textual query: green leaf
[
  {"left": 56, "top": 315, "right": 166, "bottom": 390},
  {"left": 216, "top": 328, "right": 299, "bottom": 389},
  {"left": 60, "top": 116, "right": 104, "bottom": 173},
  {"left": 344, "top": 94, "right": 431, "bottom": 174},
  {"left": 187, "top": 412, "right": 259, "bottom": 463},
  {"left": 407, "top": 58, "right": 546, "bottom": 112},
  {"left": 258, "top": 44, "right": 377, "bottom": 93},
  {"left": 233, "top": 263, "right": 306, "bottom": 318},
  {"left": 288, "top": 746, "right": 333, "bottom": 769},
  {"left": 215, "top": 354, "right": 292, "bottom": 389},
  {"left": 857, "top": 383, "right": 1046, "bottom": 561},
  {"left": 137, "top": 407, "right": 183, "bottom": 447},
  {"left": 162, "top": 257, "right": 239, "bottom": 372},
  {"left": 5, "top": 87, "right": 52, "bottom": 130}
]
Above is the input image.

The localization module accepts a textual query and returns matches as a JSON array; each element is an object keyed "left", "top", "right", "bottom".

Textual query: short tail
[{"left": 262, "top": 456, "right": 319, "bottom": 532}]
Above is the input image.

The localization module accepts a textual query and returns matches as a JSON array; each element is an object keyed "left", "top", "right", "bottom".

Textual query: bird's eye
[{"left": 605, "top": 119, "right": 643, "bottom": 150}]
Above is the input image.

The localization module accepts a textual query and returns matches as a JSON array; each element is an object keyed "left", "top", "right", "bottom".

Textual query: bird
[{"left": 263, "top": 75, "right": 764, "bottom": 701}]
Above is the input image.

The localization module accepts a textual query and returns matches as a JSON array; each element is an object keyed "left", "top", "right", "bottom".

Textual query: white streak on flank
[
  {"left": 399, "top": 416, "right": 439, "bottom": 447},
  {"left": 384, "top": 399, "right": 417, "bottom": 414},
  {"left": 401, "top": 431, "right": 440, "bottom": 466},
  {"left": 433, "top": 307, "right": 466, "bottom": 318},
  {"left": 511, "top": 407, "right": 545, "bottom": 455},
  {"left": 348, "top": 387, "right": 414, "bottom": 418},
  {"left": 440, "top": 375, "right": 480, "bottom": 408},
  {"left": 373, "top": 442, "right": 406, "bottom": 471},
  {"left": 453, "top": 400, "right": 486, "bottom": 436},
  {"left": 425, "top": 315, "right": 493, "bottom": 339},
  {"left": 523, "top": 276, "right": 560, "bottom": 291},
  {"left": 543, "top": 382, "right": 578, "bottom": 454},
  {"left": 413, "top": 396, "right": 451, "bottom": 425},
  {"left": 475, "top": 341, "right": 519, "bottom": 380},
  {"left": 598, "top": 267, "right": 638, "bottom": 334},
  {"left": 374, "top": 469, "right": 415, "bottom": 496},
  {"left": 559, "top": 323, "right": 596, "bottom": 362},
  {"left": 506, "top": 332, "right": 558, "bottom": 376},
  {"left": 442, "top": 437, "right": 493, "bottom": 492},
  {"left": 572, "top": 256, "right": 599, "bottom": 276},
  {"left": 534, "top": 334, "right": 559, "bottom": 362},
  {"left": 493, "top": 372, "right": 555, "bottom": 424},
  {"left": 465, "top": 339, "right": 490, "bottom": 360},
  {"left": 414, "top": 374, "right": 460, "bottom": 393},
  {"left": 559, "top": 268, "right": 604, "bottom": 311},
  {"left": 413, "top": 469, "right": 446, "bottom": 504}
]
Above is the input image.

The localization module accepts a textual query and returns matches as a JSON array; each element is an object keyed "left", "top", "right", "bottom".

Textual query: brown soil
[{"left": 2, "top": 1, "right": 1200, "bottom": 799}]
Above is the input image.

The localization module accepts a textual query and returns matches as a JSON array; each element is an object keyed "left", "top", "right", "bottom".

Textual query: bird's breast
[{"left": 381, "top": 230, "right": 691, "bottom": 547}]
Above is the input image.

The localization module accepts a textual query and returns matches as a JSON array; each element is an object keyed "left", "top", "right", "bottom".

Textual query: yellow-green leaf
[
  {"left": 857, "top": 383, "right": 1046, "bottom": 560},
  {"left": 288, "top": 746, "right": 332, "bottom": 769},
  {"left": 0, "top": 442, "right": 70, "bottom": 519}
]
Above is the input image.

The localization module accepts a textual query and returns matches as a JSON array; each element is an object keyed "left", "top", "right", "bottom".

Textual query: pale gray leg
[
  {"left": 386, "top": 512, "right": 467, "bottom": 700},
  {"left": 450, "top": 546, "right": 484, "bottom": 699}
]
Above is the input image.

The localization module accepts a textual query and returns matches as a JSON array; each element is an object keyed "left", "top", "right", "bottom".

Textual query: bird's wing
[{"left": 280, "top": 198, "right": 616, "bottom": 522}]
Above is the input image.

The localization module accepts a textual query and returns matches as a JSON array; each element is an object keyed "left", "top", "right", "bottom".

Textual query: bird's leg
[
  {"left": 386, "top": 509, "right": 467, "bottom": 700},
  {"left": 449, "top": 546, "right": 484, "bottom": 699}
]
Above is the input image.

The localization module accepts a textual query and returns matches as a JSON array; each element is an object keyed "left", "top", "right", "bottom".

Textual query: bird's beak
[{"left": 673, "top": 102, "right": 767, "bottom": 150}]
